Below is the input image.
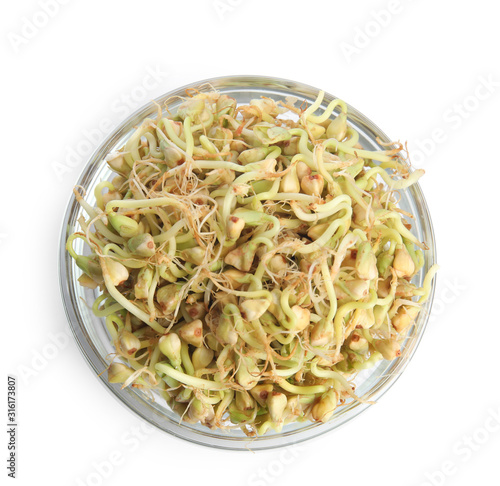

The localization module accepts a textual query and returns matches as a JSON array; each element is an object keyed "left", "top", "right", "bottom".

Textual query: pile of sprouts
[{"left": 67, "top": 87, "right": 438, "bottom": 436}]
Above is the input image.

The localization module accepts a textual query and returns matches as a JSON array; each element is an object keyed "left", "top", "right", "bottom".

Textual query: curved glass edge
[{"left": 58, "top": 75, "right": 437, "bottom": 451}]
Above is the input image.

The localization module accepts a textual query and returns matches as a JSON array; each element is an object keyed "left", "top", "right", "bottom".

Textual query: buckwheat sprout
[
  {"left": 105, "top": 314, "right": 124, "bottom": 340},
  {"left": 157, "top": 118, "right": 186, "bottom": 151},
  {"left": 153, "top": 220, "right": 186, "bottom": 245},
  {"left": 377, "top": 210, "right": 427, "bottom": 249},
  {"left": 418, "top": 264, "right": 440, "bottom": 304},
  {"left": 156, "top": 363, "right": 234, "bottom": 391},
  {"left": 286, "top": 129, "right": 314, "bottom": 157},
  {"left": 67, "top": 88, "right": 437, "bottom": 435},
  {"left": 360, "top": 166, "right": 425, "bottom": 190},
  {"left": 306, "top": 97, "right": 347, "bottom": 124},
  {"left": 73, "top": 188, "right": 124, "bottom": 244},
  {"left": 289, "top": 197, "right": 351, "bottom": 222},
  {"left": 310, "top": 362, "right": 375, "bottom": 405},
  {"left": 92, "top": 295, "right": 123, "bottom": 317},
  {"left": 194, "top": 160, "right": 246, "bottom": 172},
  {"left": 277, "top": 379, "right": 328, "bottom": 395},
  {"left": 303, "top": 90, "right": 325, "bottom": 118},
  {"left": 324, "top": 138, "right": 401, "bottom": 163},
  {"left": 334, "top": 290, "right": 378, "bottom": 354},
  {"left": 371, "top": 225, "right": 402, "bottom": 254},
  {"left": 341, "top": 127, "right": 360, "bottom": 148},
  {"left": 98, "top": 254, "right": 166, "bottom": 333},
  {"left": 320, "top": 260, "right": 337, "bottom": 323}
]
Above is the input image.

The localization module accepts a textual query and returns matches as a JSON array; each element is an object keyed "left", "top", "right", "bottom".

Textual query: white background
[{"left": 2, "top": 1, "right": 499, "bottom": 485}]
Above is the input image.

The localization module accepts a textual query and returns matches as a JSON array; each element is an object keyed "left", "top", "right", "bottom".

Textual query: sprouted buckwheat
[{"left": 66, "top": 88, "right": 438, "bottom": 435}]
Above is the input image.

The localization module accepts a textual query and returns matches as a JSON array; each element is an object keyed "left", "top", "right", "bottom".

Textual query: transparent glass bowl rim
[{"left": 59, "top": 75, "right": 437, "bottom": 451}]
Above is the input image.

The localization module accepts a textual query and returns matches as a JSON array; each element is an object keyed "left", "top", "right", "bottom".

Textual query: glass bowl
[{"left": 59, "top": 75, "right": 437, "bottom": 450}]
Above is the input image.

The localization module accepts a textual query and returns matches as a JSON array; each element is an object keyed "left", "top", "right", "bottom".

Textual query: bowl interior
[{"left": 59, "top": 75, "right": 436, "bottom": 450}]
